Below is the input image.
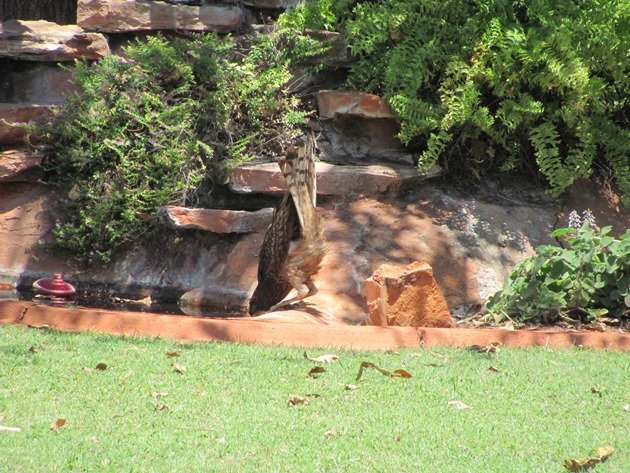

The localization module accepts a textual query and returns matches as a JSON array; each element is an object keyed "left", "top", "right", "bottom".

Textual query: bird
[{"left": 248, "top": 132, "right": 326, "bottom": 315}]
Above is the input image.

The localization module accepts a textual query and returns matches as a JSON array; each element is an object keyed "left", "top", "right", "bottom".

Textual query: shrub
[
  {"left": 487, "top": 221, "right": 630, "bottom": 324},
  {"left": 282, "top": 0, "right": 630, "bottom": 203},
  {"left": 44, "top": 31, "right": 319, "bottom": 266}
]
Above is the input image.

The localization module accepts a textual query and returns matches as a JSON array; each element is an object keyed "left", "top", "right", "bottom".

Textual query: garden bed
[{"left": 1, "top": 299, "right": 628, "bottom": 351}]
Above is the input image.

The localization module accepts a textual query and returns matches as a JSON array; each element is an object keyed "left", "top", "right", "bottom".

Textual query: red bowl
[{"left": 33, "top": 273, "right": 76, "bottom": 297}]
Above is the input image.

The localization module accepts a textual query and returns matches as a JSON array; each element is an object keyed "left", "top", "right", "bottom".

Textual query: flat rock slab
[
  {"left": 0, "top": 20, "right": 110, "bottom": 61},
  {"left": 317, "top": 90, "right": 397, "bottom": 120},
  {"left": 78, "top": 0, "right": 243, "bottom": 33},
  {"left": 158, "top": 206, "right": 274, "bottom": 233},
  {"left": 0, "top": 149, "right": 44, "bottom": 182},
  {"left": 238, "top": 0, "right": 297, "bottom": 7},
  {"left": 151, "top": 0, "right": 294, "bottom": 8},
  {"left": 0, "top": 64, "right": 77, "bottom": 105},
  {"left": 1, "top": 300, "right": 628, "bottom": 351},
  {"left": 230, "top": 161, "right": 442, "bottom": 195},
  {"left": 0, "top": 103, "right": 55, "bottom": 145}
]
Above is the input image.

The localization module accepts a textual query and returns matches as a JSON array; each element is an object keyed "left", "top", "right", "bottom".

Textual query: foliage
[
  {"left": 487, "top": 223, "right": 630, "bottom": 323},
  {"left": 44, "top": 31, "right": 319, "bottom": 266},
  {"left": 282, "top": 0, "right": 630, "bottom": 203}
]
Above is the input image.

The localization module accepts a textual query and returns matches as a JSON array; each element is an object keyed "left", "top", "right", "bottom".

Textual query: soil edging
[{"left": 1, "top": 299, "right": 628, "bottom": 351}]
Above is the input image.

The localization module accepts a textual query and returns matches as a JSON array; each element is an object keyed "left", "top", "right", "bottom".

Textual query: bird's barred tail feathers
[{"left": 281, "top": 132, "right": 318, "bottom": 232}]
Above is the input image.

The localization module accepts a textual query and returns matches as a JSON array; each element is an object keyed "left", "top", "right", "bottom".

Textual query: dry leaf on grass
[
  {"left": 356, "top": 361, "right": 412, "bottom": 381},
  {"left": 172, "top": 363, "right": 186, "bottom": 374},
  {"left": 165, "top": 351, "right": 180, "bottom": 358},
  {"left": 151, "top": 391, "right": 169, "bottom": 411},
  {"left": 0, "top": 425, "right": 21, "bottom": 433},
  {"left": 344, "top": 384, "right": 359, "bottom": 391},
  {"left": 308, "top": 366, "right": 326, "bottom": 378},
  {"left": 287, "top": 394, "right": 310, "bottom": 406},
  {"left": 303, "top": 351, "right": 339, "bottom": 363},
  {"left": 487, "top": 366, "right": 500, "bottom": 373},
  {"left": 50, "top": 419, "right": 67, "bottom": 432},
  {"left": 392, "top": 369, "right": 412, "bottom": 378},
  {"left": 448, "top": 400, "right": 471, "bottom": 410},
  {"left": 323, "top": 428, "right": 338, "bottom": 438},
  {"left": 469, "top": 342, "right": 502, "bottom": 354},
  {"left": 564, "top": 445, "right": 614, "bottom": 471}
]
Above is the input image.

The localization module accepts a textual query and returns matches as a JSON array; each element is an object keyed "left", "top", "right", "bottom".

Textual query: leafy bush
[
  {"left": 487, "top": 222, "right": 630, "bottom": 323},
  {"left": 44, "top": 31, "right": 319, "bottom": 266},
  {"left": 282, "top": 0, "right": 630, "bottom": 203}
]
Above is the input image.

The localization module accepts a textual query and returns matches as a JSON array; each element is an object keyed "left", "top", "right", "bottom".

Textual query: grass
[{"left": 0, "top": 325, "right": 628, "bottom": 472}]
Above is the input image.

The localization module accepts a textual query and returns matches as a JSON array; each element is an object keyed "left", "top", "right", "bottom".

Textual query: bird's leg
[{"left": 269, "top": 279, "right": 318, "bottom": 311}]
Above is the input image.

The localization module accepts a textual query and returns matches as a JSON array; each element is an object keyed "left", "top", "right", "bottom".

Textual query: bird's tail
[{"left": 280, "top": 132, "right": 319, "bottom": 235}]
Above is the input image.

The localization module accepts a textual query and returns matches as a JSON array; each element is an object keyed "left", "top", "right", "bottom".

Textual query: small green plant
[
  {"left": 487, "top": 216, "right": 630, "bottom": 323},
  {"left": 281, "top": 0, "right": 630, "bottom": 203},
  {"left": 44, "top": 31, "right": 321, "bottom": 266}
]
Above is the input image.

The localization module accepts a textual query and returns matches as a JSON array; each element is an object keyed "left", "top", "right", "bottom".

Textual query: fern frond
[{"left": 418, "top": 129, "right": 452, "bottom": 169}]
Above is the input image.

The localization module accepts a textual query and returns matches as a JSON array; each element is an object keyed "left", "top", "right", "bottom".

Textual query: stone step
[
  {"left": 0, "top": 149, "right": 45, "bottom": 183},
  {"left": 157, "top": 206, "right": 273, "bottom": 234},
  {"left": 78, "top": 0, "right": 243, "bottom": 33},
  {"left": 229, "top": 161, "right": 442, "bottom": 196},
  {"left": 317, "top": 90, "right": 397, "bottom": 120},
  {"left": 0, "top": 103, "right": 56, "bottom": 146},
  {"left": 315, "top": 90, "right": 414, "bottom": 166},
  {"left": 0, "top": 20, "right": 110, "bottom": 61}
]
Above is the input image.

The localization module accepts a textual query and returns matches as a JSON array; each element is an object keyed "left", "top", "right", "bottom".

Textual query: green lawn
[{"left": 0, "top": 325, "right": 628, "bottom": 472}]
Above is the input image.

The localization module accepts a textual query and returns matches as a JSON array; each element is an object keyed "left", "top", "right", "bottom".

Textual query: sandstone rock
[
  {"left": 78, "top": 0, "right": 242, "bottom": 33},
  {"left": 560, "top": 178, "right": 630, "bottom": 237},
  {"left": 318, "top": 117, "right": 413, "bottom": 166},
  {"left": 0, "top": 103, "right": 55, "bottom": 145},
  {"left": 364, "top": 261, "right": 453, "bottom": 327},
  {"left": 0, "top": 183, "right": 68, "bottom": 279},
  {"left": 1, "top": 172, "right": 586, "bottom": 324},
  {"left": 0, "top": 63, "right": 76, "bottom": 105},
  {"left": 0, "top": 149, "right": 44, "bottom": 182},
  {"left": 241, "top": 0, "right": 299, "bottom": 7},
  {"left": 317, "top": 90, "right": 397, "bottom": 120},
  {"left": 304, "top": 30, "right": 352, "bottom": 67},
  {"left": 166, "top": 0, "right": 298, "bottom": 8},
  {"left": 0, "top": 20, "right": 110, "bottom": 61},
  {"left": 157, "top": 206, "right": 273, "bottom": 233},
  {"left": 316, "top": 90, "right": 413, "bottom": 165},
  {"left": 229, "top": 161, "right": 442, "bottom": 196},
  {"left": 178, "top": 233, "right": 263, "bottom": 314}
]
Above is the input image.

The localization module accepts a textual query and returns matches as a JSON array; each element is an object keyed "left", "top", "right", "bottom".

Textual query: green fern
[
  {"left": 529, "top": 121, "right": 572, "bottom": 195},
  {"left": 281, "top": 0, "right": 629, "bottom": 202},
  {"left": 418, "top": 129, "right": 451, "bottom": 169}
]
